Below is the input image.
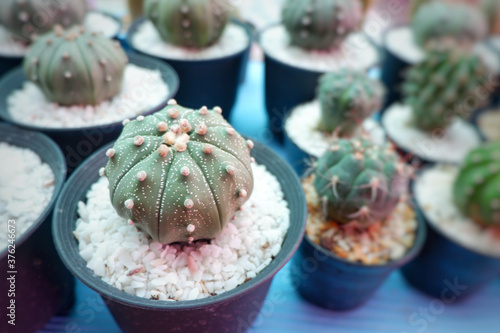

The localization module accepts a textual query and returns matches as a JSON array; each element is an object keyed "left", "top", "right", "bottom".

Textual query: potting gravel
[
  {"left": 384, "top": 26, "right": 424, "bottom": 64},
  {"left": 132, "top": 21, "right": 249, "bottom": 60},
  {"left": 260, "top": 25, "right": 379, "bottom": 72},
  {"left": 0, "top": 26, "right": 27, "bottom": 56},
  {"left": 0, "top": 142, "right": 55, "bottom": 249},
  {"left": 415, "top": 165, "right": 500, "bottom": 257},
  {"left": 285, "top": 100, "right": 386, "bottom": 158},
  {"left": 7, "top": 64, "right": 169, "bottom": 128},
  {"left": 477, "top": 108, "right": 500, "bottom": 142},
  {"left": 74, "top": 163, "right": 290, "bottom": 301}
]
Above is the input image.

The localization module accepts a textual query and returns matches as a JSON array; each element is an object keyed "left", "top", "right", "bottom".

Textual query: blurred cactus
[
  {"left": 482, "top": 0, "right": 500, "bottom": 35},
  {"left": 128, "top": 0, "right": 144, "bottom": 20},
  {"left": 282, "top": 0, "right": 363, "bottom": 50},
  {"left": 23, "top": 26, "right": 128, "bottom": 106}
]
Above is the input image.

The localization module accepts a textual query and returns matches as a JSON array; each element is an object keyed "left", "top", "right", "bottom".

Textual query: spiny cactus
[
  {"left": 23, "top": 26, "right": 128, "bottom": 106},
  {"left": 282, "top": 0, "right": 363, "bottom": 50},
  {"left": 0, "top": 0, "right": 87, "bottom": 43},
  {"left": 102, "top": 100, "right": 255, "bottom": 244},
  {"left": 317, "top": 69, "right": 384, "bottom": 136},
  {"left": 453, "top": 142, "right": 500, "bottom": 227},
  {"left": 403, "top": 49, "right": 489, "bottom": 133},
  {"left": 313, "top": 138, "right": 408, "bottom": 225},
  {"left": 144, "top": 0, "right": 231, "bottom": 48}
]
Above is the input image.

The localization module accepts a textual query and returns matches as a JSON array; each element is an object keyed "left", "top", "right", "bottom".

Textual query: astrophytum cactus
[
  {"left": 313, "top": 138, "right": 408, "bottom": 225},
  {"left": 282, "top": 0, "right": 363, "bottom": 50},
  {"left": 453, "top": 142, "right": 500, "bottom": 227},
  {"left": 0, "top": 0, "right": 88, "bottom": 43},
  {"left": 23, "top": 26, "right": 128, "bottom": 106},
  {"left": 317, "top": 69, "right": 384, "bottom": 136},
  {"left": 102, "top": 100, "right": 255, "bottom": 244},
  {"left": 144, "top": 0, "right": 231, "bottom": 48}
]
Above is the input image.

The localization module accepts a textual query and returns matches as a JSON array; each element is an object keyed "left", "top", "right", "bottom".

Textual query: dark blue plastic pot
[
  {"left": 284, "top": 129, "right": 312, "bottom": 176},
  {"left": 485, "top": 37, "right": 500, "bottom": 107},
  {"left": 0, "top": 123, "right": 74, "bottom": 333},
  {"left": 127, "top": 18, "right": 252, "bottom": 120}
]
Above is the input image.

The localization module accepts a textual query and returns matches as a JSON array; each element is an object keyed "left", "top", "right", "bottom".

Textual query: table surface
[{"left": 39, "top": 61, "right": 500, "bottom": 333}]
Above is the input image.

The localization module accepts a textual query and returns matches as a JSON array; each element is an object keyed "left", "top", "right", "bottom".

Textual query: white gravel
[
  {"left": 384, "top": 26, "right": 424, "bottom": 65},
  {"left": 0, "top": 26, "right": 27, "bottom": 56},
  {"left": 260, "top": 25, "right": 379, "bottom": 72},
  {"left": 478, "top": 108, "right": 500, "bottom": 142},
  {"left": 132, "top": 21, "right": 249, "bottom": 60},
  {"left": 285, "top": 100, "right": 386, "bottom": 158},
  {"left": 74, "top": 163, "right": 290, "bottom": 301},
  {"left": 8, "top": 64, "right": 169, "bottom": 128},
  {"left": 0, "top": 142, "right": 55, "bottom": 249},
  {"left": 415, "top": 164, "right": 500, "bottom": 257},
  {"left": 382, "top": 103, "right": 481, "bottom": 164}
]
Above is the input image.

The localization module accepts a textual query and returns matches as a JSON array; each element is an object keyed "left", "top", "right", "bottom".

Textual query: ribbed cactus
[
  {"left": 102, "top": 101, "right": 255, "bottom": 244},
  {"left": 23, "top": 26, "right": 128, "bottom": 106},
  {"left": 313, "top": 138, "right": 407, "bottom": 225},
  {"left": 282, "top": 0, "right": 363, "bottom": 50},
  {"left": 317, "top": 69, "right": 384, "bottom": 136},
  {"left": 0, "top": 0, "right": 87, "bottom": 43},
  {"left": 144, "top": 0, "right": 231, "bottom": 48},
  {"left": 453, "top": 142, "right": 500, "bottom": 227},
  {"left": 403, "top": 49, "right": 489, "bottom": 133}
]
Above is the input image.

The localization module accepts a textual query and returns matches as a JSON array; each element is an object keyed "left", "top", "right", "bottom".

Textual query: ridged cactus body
[
  {"left": 23, "top": 26, "right": 128, "bottom": 106},
  {"left": 103, "top": 101, "right": 254, "bottom": 244},
  {"left": 0, "top": 0, "right": 88, "bottom": 43},
  {"left": 453, "top": 142, "right": 500, "bottom": 227},
  {"left": 144, "top": 0, "right": 230, "bottom": 48},
  {"left": 313, "top": 138, "right": 407, "bottom": 225},
  {"left": 282, "top": 0, "right": 363, "bottom": 50},
  {"left": 317, "top": 69, "right": 384, "bottom": 136},
  {"left": 403, "top": 50, "right": 488, "bottom": 132}
]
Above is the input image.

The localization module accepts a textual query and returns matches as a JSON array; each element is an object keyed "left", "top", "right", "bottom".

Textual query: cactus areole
[{"left": 103, "top": 101, "right": 255, "bottom": 244}]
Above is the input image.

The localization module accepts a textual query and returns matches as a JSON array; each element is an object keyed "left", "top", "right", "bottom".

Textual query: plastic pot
[
  {"left": 52, "top": 139, "right": 307, "bottom": 333},
  {"left": 284, "top": 129, "right": 312, "bottom": 177},
  {"left": 0, "top": 53, "right": 179, "bottom": 174},
  {"left": 0, "top": 123, "right": 74, "bottom": 333},
  {"left": 126, "top": 18, "right": 252, "bottom": 120}
]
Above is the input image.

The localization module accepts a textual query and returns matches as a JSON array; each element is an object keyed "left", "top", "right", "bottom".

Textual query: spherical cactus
[
  {"left": 282, "top": 0, "right": 363, "bottom": 50},
  {"left": 313, "top": 138, "right": 408, "bottom": 225},
  {"left": 103, "top": 101, "right": 254, "bottom": 244},
  {"left": 403, "top": 49, "right": 489, "bottom": 133},
  {"left": 0, "top": 0, "right": 87, "bottom": 43},
  {"left": 317, "top": 69, "right": 385, "bottom": 136},
  {"left": 144, "top": 0, "right": 231, "bottom": 48},
  {"left": 23, "top": 26, "right": 128, "bottom": 106},
  {"left": 453, "top": 142, "right": 500, "bottom": 227}
]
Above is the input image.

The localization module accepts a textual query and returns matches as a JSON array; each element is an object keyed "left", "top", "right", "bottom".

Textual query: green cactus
[
  {"left": 313, "top": 137, "right": 407, "bottom": 225},
  {"left": 317, "top": 69, "right": 384, "bottom": 136},
  {"left": 403, "top": 49, "right": 489, "bottom": 133},
  {"left": 0, "top": 0, "right": 87, "bottom": 43},
  {"left": 23, "top": 26, "right": 128, "bottom": 106},
  {"left": 102, "top": 101, "right": 255, "bottom": 244},
  {"left": 453, "top": 142, "right": 500, "bottom": 227},
  {"left": 282, "top": 0, "right": 363, "bottom": 50},
  {"left": 144, "top": 0, "right": 231, "bottom": 48}
]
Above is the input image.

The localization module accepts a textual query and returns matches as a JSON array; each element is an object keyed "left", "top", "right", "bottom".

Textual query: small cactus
[
  {"left": 103, "top": 101, "right": 254, "bottom": 244},
  {"left": 23, "top": 26, "right": 128, "bottom": 106},
  {"left": 0, "top": 0, "right": 87, "bottom": 43},
  {"left": 144, "top": 0, "right": 231, "bottom": 48},
  {"left": 313, "top": 137, "right": 408, "bottom": 225},
  {"left": 453, "top": 142, "right": 500, "bottom": 227},
  {"left": 317, "top": 69, "right": 384, "bottom": 136},
  {"left": 282, "top": 0, "right": 363, "bottom": 50}
]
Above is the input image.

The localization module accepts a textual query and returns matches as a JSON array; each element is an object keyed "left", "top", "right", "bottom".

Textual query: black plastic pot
[
  {"left": 290, "top": 204, "right": 427, "bottom": 311},
  {"left": 0, "top": 123, "right": 74, "bottom": 333},
  {"left": 127, "top": 18, "right": 252, "bottom": 120},
  {"left": 485, "top": 37, "right": 500, "bottom": 107},
  {"left": 0, "top": 53, "right": 179, "bottom": 174},
  {"left": 53, "top": 139, "right": 306, "bottom": 333}
]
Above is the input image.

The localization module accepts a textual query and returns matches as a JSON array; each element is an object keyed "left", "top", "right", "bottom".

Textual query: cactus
[
  {"left": 453, "top": 142, "right": 500, "bottom": 227},
  {"left": 23, "top": 26, "right": 128, "bottom": 106},
  {"left": 0, "top": 0, "right": 87, "bottom": 43},
  {"left": 317, "top": 69, "right": 384, "bottom": 136},
  {"left": 482, "top": 0, "right": 500, "bottom": 35},
  {"left": 144, "top": 0, "right": 231, "bottom": 48},
  {"left": 403, "top": 49, "right": 489, "bottom": 133},
  {"left": 313, "top": 137, "right": 408, "bottom": 225},
  {"left": 282, "top": 0, "right": 363, "bottom": 50},
  {"left": 102, "top": 100, "right": 255, "bottom": 244}
]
